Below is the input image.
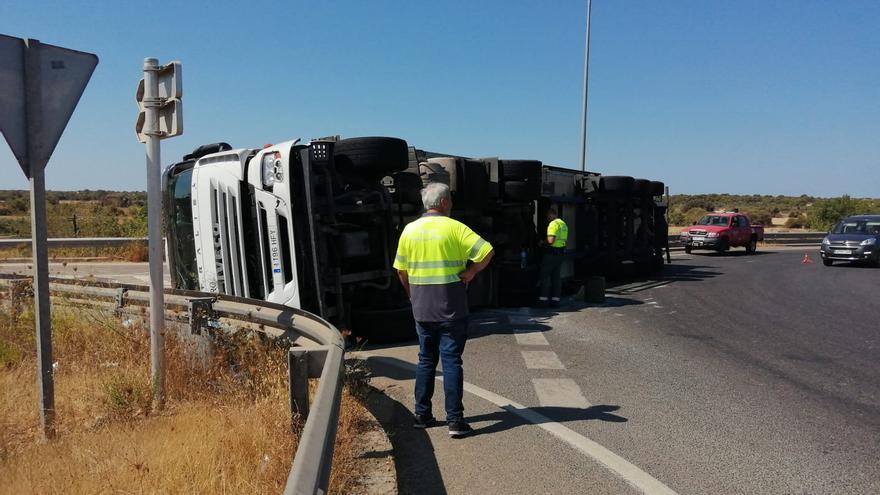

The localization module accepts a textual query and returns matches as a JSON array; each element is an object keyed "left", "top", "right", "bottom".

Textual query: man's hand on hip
[{"left": 459, "top": 269, "right": 476, "bottom": 286}]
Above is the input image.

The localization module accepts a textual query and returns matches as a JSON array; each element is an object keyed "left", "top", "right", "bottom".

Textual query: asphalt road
[
  {"left": 363, "top": 248, "right": 880, "bottom": 494},
  {"left": 5, "top": 249, "right": 878, "bottom": 493}
]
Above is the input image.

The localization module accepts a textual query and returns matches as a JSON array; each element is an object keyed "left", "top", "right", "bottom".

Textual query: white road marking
[
  {"left": 532, "top": 378, "right": 591, "bottom": 408},
  {"left": 521, "top": 350, "right": 565, "bottom": 369},
  {"left": 363, "top": 356, "right": 680, "bottom": 495},
  {"left": 514, "top": 329, "right": 550, "bottom": 346}
]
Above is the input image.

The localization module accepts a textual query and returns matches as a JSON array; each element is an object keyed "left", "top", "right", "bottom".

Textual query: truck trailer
[{"left": 163, "top": 136, "right": 668, "bottom": 342}]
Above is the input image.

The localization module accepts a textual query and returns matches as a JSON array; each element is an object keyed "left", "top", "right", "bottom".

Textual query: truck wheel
[
  {"left": 500, "top": 160, "right": 542, "bottom": 181},
  {"left": 599, "top": 176, "right": 635, "bottom": 194},
  {"left": 684, "top": 245, "right": 692, "bottom": 254},
  {"left": 633, "top": 179, "right": 652, "bottom": 196},
  {"left": 334, "top": 137, "right": 409, "bottom": 180},
  {"left": 503, "top": 180, "right": 540, "bottom": 202},
  {"left": 649, "top": 181, "right": 665, "bottom": 196},
  {"left": 823, "top": 259, "right": 833, "bottom": 267},
  {"left": 717, "top": 237, "right": 730, "bottom": 252}
]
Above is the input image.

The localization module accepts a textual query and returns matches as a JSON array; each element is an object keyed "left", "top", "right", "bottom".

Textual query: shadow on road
[
  {"left": 468, "top": 404, "right": 628, "bottom": 437},
  {"left": 362, "top": 384, "right": 447, "bottom": 495}
]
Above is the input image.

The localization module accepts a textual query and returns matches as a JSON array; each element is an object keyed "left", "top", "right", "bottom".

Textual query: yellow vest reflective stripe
[{"left": 393, "top": 215, "right": 493, "bottom": 285}]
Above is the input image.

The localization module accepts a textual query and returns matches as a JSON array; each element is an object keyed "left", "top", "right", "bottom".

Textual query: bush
[
  {"left": 785, "top": 216, "right": 807, "bottom": 229},
  {"left": 807, "top": 195, "right": 875, "bottom": 231},
  {"left": 103, "top": 373, "right": 151, "bottom": 418},
  {"left": 746, "top": 208, "right": 773, "bottom": 226}
]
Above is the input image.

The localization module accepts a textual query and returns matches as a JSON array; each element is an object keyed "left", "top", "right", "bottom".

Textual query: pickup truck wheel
[
  {"left": 500, "top": 160, "right": 542, "bottom": 181},
  {"left": 746, "top": 238, "right": 757, "bottom": 254},
  {"left": 684, "top": 245, "right": 692, "bottom": 254},
  {"left": 503, "top": 180, "right": 540, "bottom": 202},
  {"left": 599, "top": 176, "right": 635, "bottom": 194},
  {"left": 823, "top": 259, "right": 833, "bottom": 267},
  {"left": 334, "top": 137, "right": 409, "bottom": 180},
  {"left": 717, "top": 237, "right": 730, "bottom": 252}
]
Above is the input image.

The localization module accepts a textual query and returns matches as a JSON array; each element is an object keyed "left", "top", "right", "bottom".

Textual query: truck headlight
[
  {"left": 261, "top": 153, "right": 282, "bottom": 188},
  {"left": 821, "top": 237, "right": 830, "bottom": 246},
  {"left": 861, "top": 238, "right": 877, "bottom": 246},
  {"left": 707, "top": 232, "right": 718, "bottom": 238},
  {"left": 680, "top": 231, "right": 689, "bottom": 237}
]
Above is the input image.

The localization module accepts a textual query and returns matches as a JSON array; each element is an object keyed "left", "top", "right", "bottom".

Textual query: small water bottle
[{"left": 520, "top": 248, "right": 528, "bottom": 269}]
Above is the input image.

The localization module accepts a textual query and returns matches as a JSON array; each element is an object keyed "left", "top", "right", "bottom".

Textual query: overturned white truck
[{"left": 163, "top": 136, "right": 667, "bottom": 342}]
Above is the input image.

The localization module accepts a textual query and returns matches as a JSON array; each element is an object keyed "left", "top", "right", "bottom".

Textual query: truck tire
[
  {"left": 746, "top": 238, "right": 757, "bottom": 254},
  {"left": 334, "top": 137, "right": 409, "bottom": 180},
  {"left": 500, "top": 160, "right": 542, "bottom": 181},
  {"left": 458, "top": 160, "right": 490, "bottom": 207},
  {"left": 503, "top": 180, "right": 540, "bottom": 202},
  {"left": 649, "top": 181, "right": 665, "bottom": 196},
  {"left": 633, "top": 179, "right": 652, "bottom": 196},
  {"left": 599, "top": 176, "right": 635, "bottom": 194},
  {"left": 717, "top": 237, "right": 730, "bottom": 252},
  {"left": 685, "top": 245, "right": 692, "bottom": 254}
]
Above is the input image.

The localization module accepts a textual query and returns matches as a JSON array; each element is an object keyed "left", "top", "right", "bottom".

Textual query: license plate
[
  {"left": 833, "top": 249, "right": 851, "bottom": 255},
  {"left": 692, "top": 236, "right": 705, "bottom": 242},
  {"left": 694, "top": 241, "right": 703, "bottom": 246}
]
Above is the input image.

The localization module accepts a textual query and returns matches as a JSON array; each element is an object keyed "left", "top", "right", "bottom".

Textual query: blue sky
[{"left": 1, "top": 0, "right": 878, "bottom": 196}]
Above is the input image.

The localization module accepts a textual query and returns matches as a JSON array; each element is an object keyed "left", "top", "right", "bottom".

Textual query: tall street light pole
[{"left": 579, "top": 0, "right": 593, "bottom": 172}]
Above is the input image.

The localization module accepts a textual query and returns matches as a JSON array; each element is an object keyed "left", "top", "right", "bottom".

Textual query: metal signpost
[
  {"left": 579, "top": 0, "right": 593, "bottom": 172},
  {"left": 135, "top": 58, "right": 182, "bottom": 409},
  {"left": 0, "top": 34, "right": 98, "bottom": 438}
]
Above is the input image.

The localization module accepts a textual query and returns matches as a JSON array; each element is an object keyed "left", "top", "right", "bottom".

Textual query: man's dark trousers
[{"left": 414, "top": 318, "right": 468, "bottom": 421}]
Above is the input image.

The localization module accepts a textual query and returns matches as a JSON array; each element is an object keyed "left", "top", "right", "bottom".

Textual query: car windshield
[
  {"left": 831, "top": 220, "right": 880, "bottom": 235},
  {"left": 697, "top": 215, "right": 729, "bottom": 226},
  {"left": 164, "top": 166, "right": 199, "bottom": 290}
]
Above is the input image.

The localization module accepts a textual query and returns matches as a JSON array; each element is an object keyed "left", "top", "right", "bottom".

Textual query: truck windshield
[
  {"left": 697, "top": 215, "right": 729, "bottom": 226},
  {"left": 831, "top": 220, "right": 880, "bottom": 235},
  {"left": 164, "top": 166, "right": 199, "bottom": 289}
]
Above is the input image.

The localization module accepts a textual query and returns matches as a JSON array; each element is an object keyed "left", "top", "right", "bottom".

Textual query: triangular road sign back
[{"left": 0, "top": 35, "right": 98, "bottom": 177}]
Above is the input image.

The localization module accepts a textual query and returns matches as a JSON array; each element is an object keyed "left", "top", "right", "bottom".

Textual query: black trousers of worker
[{"left": 538, "top": 249, "right": 564, "bottom": 301}]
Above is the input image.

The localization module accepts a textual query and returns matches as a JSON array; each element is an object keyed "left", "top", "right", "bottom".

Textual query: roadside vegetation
[
  {"left": 0, "top": 298, "right": 372, "bottom": 493},
  {"left": 0, "top": 190, "right": 147, "bottom": 238},
  {"left": 668, "top": 194, "right": 880, "bottom": 231}
]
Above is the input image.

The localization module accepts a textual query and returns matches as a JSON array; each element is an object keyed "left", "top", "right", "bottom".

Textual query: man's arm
[
  {"left": 397, "top": 270, "right": 410, "bottom": 297},
  {"left": 459, "top": 249, "right": 494, "bottom": 286}
]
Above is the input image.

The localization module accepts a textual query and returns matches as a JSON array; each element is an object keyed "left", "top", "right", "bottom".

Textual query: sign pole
[
  {"left": 24, "top": 38, "right": 56, "bottom": 439},
  {"left": 579, "top": 0, "right": 592, "bottom": 172},
  {"left": 143, "top": 57, "right": 165, "bottom": 410}
]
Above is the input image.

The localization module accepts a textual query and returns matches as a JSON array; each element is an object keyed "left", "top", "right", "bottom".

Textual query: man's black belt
[{"left": 546, "top": 246, "right": 566, "bottom": 254}]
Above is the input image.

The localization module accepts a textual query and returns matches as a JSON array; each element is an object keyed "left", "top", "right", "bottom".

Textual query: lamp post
[{"left": 579, "top": 0, "right": 593, "bottom": 172}]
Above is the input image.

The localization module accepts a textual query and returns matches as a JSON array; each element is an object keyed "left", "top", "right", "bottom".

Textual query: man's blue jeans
[{"left": 414, "top": 318, "right": 468, "bottom": 422}]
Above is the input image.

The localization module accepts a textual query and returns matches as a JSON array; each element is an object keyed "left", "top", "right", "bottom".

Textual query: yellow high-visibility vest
[
  {"left": 393, "top": 214, "right": 493, "bottom": 285},
  {"left": 548, "top": 218, "right": 568, "bottom": 248}
]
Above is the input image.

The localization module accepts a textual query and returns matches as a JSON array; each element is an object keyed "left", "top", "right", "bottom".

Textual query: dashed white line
[
  {"left": 521, "top": 350, "right": 565, "bottom": 369},
  {"left": 532, "top": 378, "right": 591, "bottom": 408},
  {"left": 514, "top": 329, "right": 550, "bottom": 346}
]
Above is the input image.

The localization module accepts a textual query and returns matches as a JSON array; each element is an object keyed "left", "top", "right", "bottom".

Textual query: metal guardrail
[
  {"left": 668, "top": 231, "right": 825, "bottom": 250},
  {"left": 0, "top": 237, "right": 147, "bottom": 249},
  {"left": 0, "top": 274, "right": 344, "bottom": 494}
]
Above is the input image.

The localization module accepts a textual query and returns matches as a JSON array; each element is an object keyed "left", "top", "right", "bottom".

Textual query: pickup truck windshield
[
  {"left": 165, "top": 167, "right": 199, "bottom": 289},
  {"left": 697, "top": 215, "right": 729, "bottom": 226},
  {"left": 832, "top": 221, "right": 880, "bottom": 235}
]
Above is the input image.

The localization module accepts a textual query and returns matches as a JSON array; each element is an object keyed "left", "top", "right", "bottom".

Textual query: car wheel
[
  {"left": 823, "top": 259, "right": 833, "bottom": 267},
  {"left": 684, "top": 245, "right": 692, "bottom": 254},
  {"left": 334, "top": 137, "right": 409, "bottom": 180}
]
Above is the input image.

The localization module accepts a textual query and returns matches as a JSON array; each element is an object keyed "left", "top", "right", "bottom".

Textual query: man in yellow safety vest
[
  {"left": 538, "top": 207, "right": 568, "bottom": 307},
  {"left": 393, "top": 182, "right": 494, "bottom": 438}
]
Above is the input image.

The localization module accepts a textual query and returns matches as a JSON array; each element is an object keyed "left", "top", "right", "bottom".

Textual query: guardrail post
[
  {"left": 115, "top": 288, "right": 128, "bottom": 312},
  {"left": 288, "top": 346, "right": 330, "bottom": 427},
  {"left": 9, "top": 278, "right": 33, "bottom": 318},
  {"left": 187, "top": 297, "right": 216, "bottom": 335}
]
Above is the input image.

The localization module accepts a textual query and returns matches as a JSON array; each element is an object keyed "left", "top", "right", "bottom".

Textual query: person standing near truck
[
  {"left": 538, "top": 207, "right": 568, "bottom": 307},
  {"left": 393, "top": 182, "right": 494, "bottom": 438}
]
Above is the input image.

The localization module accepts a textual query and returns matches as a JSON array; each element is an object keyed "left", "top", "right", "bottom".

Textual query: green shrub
[{"left": 103, "top": 373, "right": 151, "bottom": 417}]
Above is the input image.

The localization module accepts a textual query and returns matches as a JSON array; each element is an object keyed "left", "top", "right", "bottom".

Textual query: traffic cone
[{"left": 802, "top": 253, "right": 813, "bottom": 264}]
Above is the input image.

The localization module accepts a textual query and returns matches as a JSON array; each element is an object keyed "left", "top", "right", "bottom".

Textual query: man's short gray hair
[{"left": 421, "top": 182, "right": 451, "bottom": 210}]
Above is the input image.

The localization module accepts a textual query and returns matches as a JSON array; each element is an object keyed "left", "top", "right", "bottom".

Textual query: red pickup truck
[{"left": 679, "top": 213, "right": 764, "bottom": 254}]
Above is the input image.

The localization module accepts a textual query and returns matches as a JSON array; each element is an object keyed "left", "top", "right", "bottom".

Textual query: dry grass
[
  {"left": 0, "top": 242, "right": 149, "bottom": 262},
  {"left": 0, "top": 302, "right": 371, "bottom": 494}
]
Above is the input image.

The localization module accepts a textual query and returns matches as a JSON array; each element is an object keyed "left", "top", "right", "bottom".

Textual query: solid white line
[
  {"left": 514, "top": 329, "right": 550, "bottom": 346},
  {"left": 521, "top": 350, "right": 565, "bottom": 369},
  {"left": 364, "top": 355, "right": 679, "bottom": 495},
  {"left": 532, "top": 378, "right": 591, "bottom": 408}
]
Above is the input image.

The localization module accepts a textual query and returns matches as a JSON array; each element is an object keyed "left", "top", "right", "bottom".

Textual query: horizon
[{"left": 1, "top": 0, "right": 878, "bottom": 196}]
